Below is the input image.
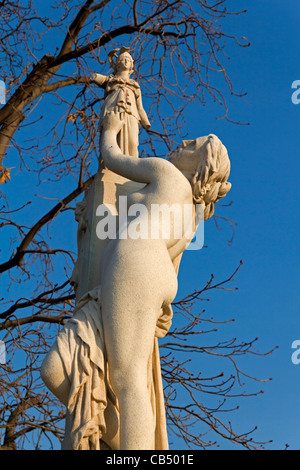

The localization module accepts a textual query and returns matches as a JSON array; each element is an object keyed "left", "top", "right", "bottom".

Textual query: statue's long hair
[{"left": 191, "top": 134, "right": 231, "bottom": 220}]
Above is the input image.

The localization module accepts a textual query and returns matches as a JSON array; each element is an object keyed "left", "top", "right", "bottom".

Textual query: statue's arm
[
  {"left": 135, "top": 92, "right": 151, "bottom": 130},
  {"left": 90, "top": 73, "right": 108, "bottom": 88},
  {"left": 100, "top": 113, "right": 173, "bottom": 184}
]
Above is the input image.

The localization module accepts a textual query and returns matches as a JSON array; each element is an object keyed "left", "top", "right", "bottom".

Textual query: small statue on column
[{"left": 91, "top": 47, "right": 150, "bottom": 158}]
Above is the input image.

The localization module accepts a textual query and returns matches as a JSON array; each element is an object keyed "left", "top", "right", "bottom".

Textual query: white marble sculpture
[
  {"left": 91, "top": 47, "right": 150, "bottom": 158},
  {"left": 41, "top": 54, "right": 231, "bottom": 450}
]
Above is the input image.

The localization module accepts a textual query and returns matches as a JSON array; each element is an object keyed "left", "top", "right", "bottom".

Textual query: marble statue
[
  {"left": 41, "top": 53, "right": 231, "bottom": 450},
  {"left": 90, "top": 47, "right": 150, "bottom": 158}
]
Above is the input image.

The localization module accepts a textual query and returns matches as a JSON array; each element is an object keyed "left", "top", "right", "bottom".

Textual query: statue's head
[
  {"left": 108, "top": 47, "right": 134, "bottom": 75},
  {"left": 170, "top": 134, "right": 231, "bottom": 220}
]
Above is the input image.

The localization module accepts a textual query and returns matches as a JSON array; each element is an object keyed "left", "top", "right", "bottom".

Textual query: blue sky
[
  {"left": 173, "top": 0, "right": 300, "bottom": 450},
  {"left": 1, "top": 0, "right": 300, "bottom": 450}
]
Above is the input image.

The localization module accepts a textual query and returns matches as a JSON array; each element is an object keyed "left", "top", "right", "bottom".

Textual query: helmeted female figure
[{"left": 91, "top": 47, "right": 150, "bottom": 158}]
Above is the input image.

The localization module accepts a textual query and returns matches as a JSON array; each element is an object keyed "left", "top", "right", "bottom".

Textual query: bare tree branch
[{"left": 0, "top": 175, "right": 94, "bottom": 273}]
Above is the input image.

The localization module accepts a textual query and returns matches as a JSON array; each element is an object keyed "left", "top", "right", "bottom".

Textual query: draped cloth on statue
[
  {"left": 98, "top": 75, "right": 144, "bottom": 158},
  {"left": 56, "top": 286, "right": 172, "bottom": 450}
]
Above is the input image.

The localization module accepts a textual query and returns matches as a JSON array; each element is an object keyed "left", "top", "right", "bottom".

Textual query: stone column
[{"left": 72, "top": 168, "right": 145, "bottom": 301}]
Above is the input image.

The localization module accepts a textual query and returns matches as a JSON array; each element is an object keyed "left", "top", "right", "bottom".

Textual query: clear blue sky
[
  {"left": 174, "top": 0, "right": 300, "bottom": 450},
  {"left": 1, "top": 0, "right": 300, "bottom": 450}
]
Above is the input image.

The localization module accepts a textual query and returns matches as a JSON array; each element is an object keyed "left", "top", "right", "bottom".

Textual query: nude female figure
[{"left": 41, "top": 111, "right": 231, "bottom": 450}]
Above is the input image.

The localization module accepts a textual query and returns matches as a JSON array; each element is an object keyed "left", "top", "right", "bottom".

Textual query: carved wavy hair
[{"left": 191, "top": 134, "right": 231, "bottom": 220}]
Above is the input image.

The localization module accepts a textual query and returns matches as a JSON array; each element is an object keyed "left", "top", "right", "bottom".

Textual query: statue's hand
[{"left": 102, "top": 111, "right": 124, "bottom": 133}]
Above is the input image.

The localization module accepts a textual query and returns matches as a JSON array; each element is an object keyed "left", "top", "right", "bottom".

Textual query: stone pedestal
[{"left": 73, "top": 168, "right": 144, "bottom": 300}]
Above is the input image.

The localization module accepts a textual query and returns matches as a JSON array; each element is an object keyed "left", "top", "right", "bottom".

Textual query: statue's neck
[{"left": 115, "top": 70, "right": 131, "bottom": 81}]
